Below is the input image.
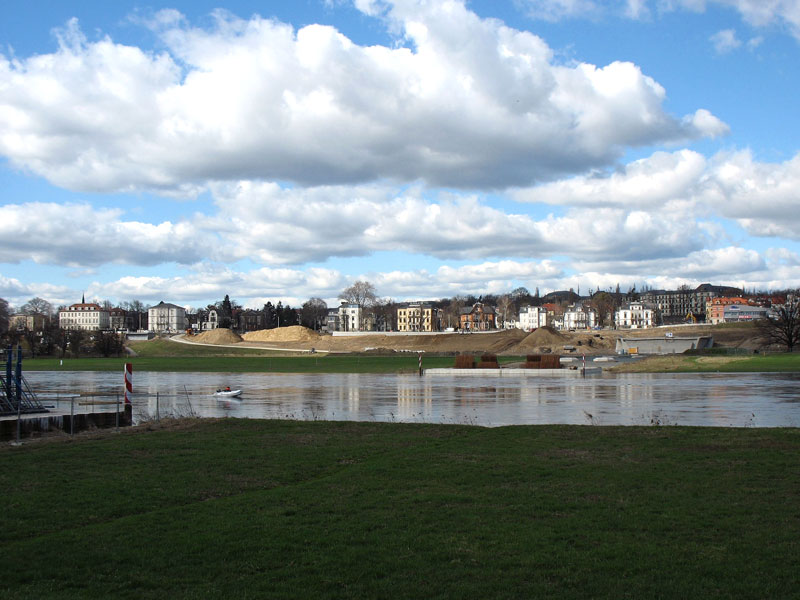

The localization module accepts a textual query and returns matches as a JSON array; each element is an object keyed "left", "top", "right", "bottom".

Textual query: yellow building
[{"left": 397, "top": 303, "right": 442, "bottom": 332}]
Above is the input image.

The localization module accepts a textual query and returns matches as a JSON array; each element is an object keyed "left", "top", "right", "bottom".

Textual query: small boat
[{"left": 214, "top": 389, "right": 242, "bottom": 398}]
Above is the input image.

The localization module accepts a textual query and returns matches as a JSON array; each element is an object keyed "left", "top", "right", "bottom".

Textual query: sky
[{"left": 1, "top": 0, "right": 800, "bottom": 312}]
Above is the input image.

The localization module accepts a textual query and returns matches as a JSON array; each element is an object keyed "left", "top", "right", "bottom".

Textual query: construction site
[{"left": 177, "top": 323, "right": 762, "bottom": 356}]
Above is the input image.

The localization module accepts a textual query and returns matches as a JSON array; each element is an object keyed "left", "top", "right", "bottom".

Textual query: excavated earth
[{"left": 180, "top": 323, "right": 761, "bottom": 356}]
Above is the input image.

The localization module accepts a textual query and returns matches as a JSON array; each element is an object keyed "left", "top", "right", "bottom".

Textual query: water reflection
[{"left": 24, "top": 371, "right": 800, "bottom": 428}]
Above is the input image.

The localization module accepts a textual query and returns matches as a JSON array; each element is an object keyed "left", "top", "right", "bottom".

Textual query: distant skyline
[{"left": 2, "top": 0, "right": 800, "bottom": 311}]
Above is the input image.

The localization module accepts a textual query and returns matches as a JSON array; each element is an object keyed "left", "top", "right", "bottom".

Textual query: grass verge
[
  {"left": 1, "top": 419, "right": 797, "bottom": 599},
  {"left": 21, "top": 350, "right": 521, "bottom": 373}
]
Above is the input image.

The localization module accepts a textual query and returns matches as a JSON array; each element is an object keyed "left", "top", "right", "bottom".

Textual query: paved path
[{"left": 167, "top": 334, "right": 333, "bottom": 354}]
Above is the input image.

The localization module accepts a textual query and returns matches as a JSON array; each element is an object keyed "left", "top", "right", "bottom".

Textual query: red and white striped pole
[
  {"left": 418, "top": 353, "right": 423, "bottom": 376},
  {"left": 124, "top": 362, "right": 133, "bottom": 405}
]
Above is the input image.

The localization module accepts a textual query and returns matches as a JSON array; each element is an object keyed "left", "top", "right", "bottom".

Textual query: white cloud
[
  {"left": 512, "top": 149, "right": 709, "bottom": 207},
  {"left": 706, "top": 150, "right": 800, "bottom": 239},
  {"left": 0, "top": 275, "right": 77, "bottom": 309},
  {"left": 710, "top": 28, "right": 742, "bottom": 53},
  {"left": 514, "top": 148, "right": 800, "bottom": 241},
  {"left": 0, "top": 203, "right": 210, "bottom": 266},
  {"left": 0, "top": 2, "right": 724, "bottom": 193},
  {"left": 524, "top": 0, "right": 800, "bottom": 40},
  {"left": 519, "top": 0, "right": 601, "bottom": 21}
]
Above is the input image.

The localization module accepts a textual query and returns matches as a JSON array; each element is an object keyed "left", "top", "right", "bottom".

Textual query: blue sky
[{"left": 2, "top": 0, "right": 800, "bottom": 311}]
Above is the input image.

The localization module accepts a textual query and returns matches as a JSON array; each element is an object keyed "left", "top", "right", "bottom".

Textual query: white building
[
  {"left": 517, "top": 306, "right": 548, "bottom": 331},
  {"left": 723, "top": 304, "right": 768, "bottom": 322},
  {"left": 148, "top": 301, "right": 187, "bottom": 333},
  {"left": 337, "top": 303, "right": 372, "bottom": 331},
  {"left": 562, "top": 304, "right": 597, "bottom": 330},
  {"left": 59, "top": 301, "right": 110, "bottom": 331},
  {"left": 615, "top": 302, "right": 654, "bottom": 329}
]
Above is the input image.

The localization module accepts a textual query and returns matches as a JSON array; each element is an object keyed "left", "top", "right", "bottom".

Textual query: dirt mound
[
  {"left": 192, "top": 328, "right": 243, "bottom": 344},
  {"left": 516, "top": 326, "right": 565, "bottom": 350},
  {"left": 242, "top": 325, "right": 321, "bottom": 343}
]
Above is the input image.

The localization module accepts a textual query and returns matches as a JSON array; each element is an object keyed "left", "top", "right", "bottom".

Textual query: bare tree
[
  {"left": 443, "top": 296, "right": 466, "bottom": 330},
  {"left": 19, "top": 297, "right": 54, "bottom": 318},
  {"left": 372, "top": 297, "right": 397, "bottom": 331},
  {"left": 591, "top": 292, "right": 615, "bottom": 327},
  {"left": 301, "top": 297, "right": 328, "bottom": 330},
  {"left": 122, "top": 299, "right": 147, "bottom": 331},
  {"left": 758, "top": 299, "right": 800, "bottom": 352},
  {"left": 496, "top": 294, "right": 513, "bottom": 328},
  {"left": 339, "top": 281, "right": 377, "bottom": 307}
]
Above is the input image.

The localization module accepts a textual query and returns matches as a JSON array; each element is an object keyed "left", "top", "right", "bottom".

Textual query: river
[{"left": 24, "top": 370, "right": 800, "bottom": 427}]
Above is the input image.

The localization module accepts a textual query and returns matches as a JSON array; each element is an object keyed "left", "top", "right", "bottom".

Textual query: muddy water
[{"left": 25, "top": 371, "right": 800, "bottom": 427}]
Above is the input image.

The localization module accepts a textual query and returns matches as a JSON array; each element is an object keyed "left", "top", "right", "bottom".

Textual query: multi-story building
[
  {"left": 148, "top": 301, "right": 187, "bottom": 333},
  {"left": 639, "top": 284, "right": 742, "bottom": 323},
  {"left": 615, "top": 302, "right": 654, "bottom": 329},
  {"left": 517, "top": 306, "right": 548, "bottom": 331},
  {"left": 562, "top": 304, "right": 597, "bottom": 330},
  {"left": 337, "top": 303, "right": 372, "bottom": 331},
  {"left": 59, "top": 301, "right": 110, "bottom": 331},
  {"left": 706, "top": 297, "right": 751, "bottom": 325},
  {"left": 109, "top": 308, "right": 128, "bottom": 331},
  {"left": 324, "top": 308, "right": 340, "bottom": 332},
  {"left": 459, "top": 303, "right": 496, "bottom": 331},
  {"left": 9, "top": 313, "right": 47, "bottom": 331},
  {"left": 722, "top": 304, "right": 768, "bottom": 323},
  {"left": 396, "top": 302, "right": 442, "bottom": 332}
]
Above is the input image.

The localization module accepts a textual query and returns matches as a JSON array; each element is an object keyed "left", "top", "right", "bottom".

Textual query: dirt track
[{"left": 180, "top": 324, "right": 761, "bottom": 356}]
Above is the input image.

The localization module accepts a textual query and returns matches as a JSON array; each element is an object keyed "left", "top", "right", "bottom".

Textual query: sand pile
[
  {"left": 516, "top": 326, "right": 565, "bottom": 349},
  {"left": 192, "top": 328, "right": 243, "bottom": 344},
  {"left": 242, "top": 325, "right": 321, "bottom": 343}
]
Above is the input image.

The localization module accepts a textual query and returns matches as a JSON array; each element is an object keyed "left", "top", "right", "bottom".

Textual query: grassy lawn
[
  {"left": 20, "top": 354, "right": 466, "bottom": 373},
  {"left": 21, "top": 342, "right": 521, "bottom": 373},
  {"left": 1, "top": 419, "right": 797, "bottom": 599}
]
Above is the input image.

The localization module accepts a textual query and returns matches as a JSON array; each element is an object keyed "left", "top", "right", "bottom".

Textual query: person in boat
[{"left": 225, "top": 386, "right": 231, "bottom": 392}]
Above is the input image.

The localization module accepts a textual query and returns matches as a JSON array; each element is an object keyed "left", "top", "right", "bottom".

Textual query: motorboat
[{"left": 214, "top": 389, "right": 242, "bottom": 398}]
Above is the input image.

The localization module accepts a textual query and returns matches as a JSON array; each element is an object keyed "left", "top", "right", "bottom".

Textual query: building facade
[
  {"left": 108, "top": 308, "right": 128, "bottom": 331},
  {"left": 9, "top": 313, "right": 47, "bottom": 331},
  {"left": 722, "top": 304, "right": 768, "bottom": 323},
  {"left": 615, "top": 302, "right": 654, "bottom": 329},
  {"left": 148, "top": 301, "right": 187, "bottom": 333},
  {"left": 517, "top": 306, "right": 548, "bottom": 331},
  {"left": 639, "top": 284, "right": 742, "bottom": 323},
  {"left": 396, "top": 303, "right": 442, "bottom": 332},
  {"left": 562, "top": 304, "right": 597, "bottom": 330},
  {"left": 706, "top": 297, "right": 751, "bottom": 325},
  {"left": 337, "top": 303, "right": 372, "bottom": 331},
  {"left": 459, "top": 303, "right": 496, "bottom": 331},
  {"left": 59, "top": 302, "right": 110, "bottom": 331}
]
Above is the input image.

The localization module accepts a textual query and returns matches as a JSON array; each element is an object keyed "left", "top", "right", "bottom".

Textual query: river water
[{"left": 25, "top": 370, "right": 800, "bottom": 428}]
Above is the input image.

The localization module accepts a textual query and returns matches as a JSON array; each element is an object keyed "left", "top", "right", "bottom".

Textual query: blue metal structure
[{"left": 0, "top": 345, "right": 48, "bottom": 416}]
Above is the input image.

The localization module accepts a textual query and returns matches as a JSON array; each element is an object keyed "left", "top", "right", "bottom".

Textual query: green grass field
[
  {"left": 21, "top": 354, "right": 471, "bottom": 373},
  {"left": 21, "top": 339, "right": 521, "bottom": 373},
  {"left": 1, "top": 419, "right": 798, "bottom": 598}
]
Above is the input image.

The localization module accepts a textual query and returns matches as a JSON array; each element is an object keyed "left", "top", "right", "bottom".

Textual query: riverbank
[
  {"left": 2, "top": 419, "right": 797, "bottom": 598},
  {"left": 609, "top": 352, "right": 800, "bottom": 373},
  {"left": 19, "top": 350, "right": 800, "bottom": 373}
]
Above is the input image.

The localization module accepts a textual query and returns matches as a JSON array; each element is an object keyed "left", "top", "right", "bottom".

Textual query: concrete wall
[
  {"left": 615, "top": 336, "right": 713, "bottom": 355},
  {"left": 1, "top": 405, "right": 132, "bottom": 441}
]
